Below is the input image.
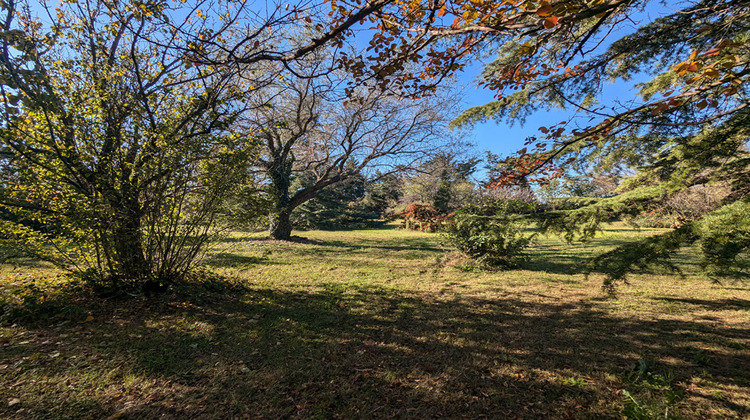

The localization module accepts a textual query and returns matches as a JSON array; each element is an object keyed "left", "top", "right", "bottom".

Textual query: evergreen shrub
[{"left": 443, "top": 210, "right": 534, "bottom": 269}]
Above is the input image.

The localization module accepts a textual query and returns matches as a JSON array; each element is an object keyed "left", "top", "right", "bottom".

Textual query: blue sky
[
  {"left": 454, "top": 1, "right": 672, "bottom": 164},
  {"left": 455, "top": 61, "right": 574, "bottom": 159}
]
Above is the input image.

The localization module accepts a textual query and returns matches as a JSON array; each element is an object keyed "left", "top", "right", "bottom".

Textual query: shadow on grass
[
  {"left": 521, "top": 237, "right": 697, "bottom": 276},
  {"left": 653, "top": 297, "right": 750, "bottom": 311},
  {"left": 203, "top": 253, "right": 279, "bottom": 268},
  {"left": 239, "top": 236, "right": 446, "bottom": 259},
  {"left": 521, "top": 256, "right": 589, "bottom": 275},
  {"left": 2, "top": 282, "right": 749, "bottom": 419},
  {"left": 313, "top": 239, "right": 444, "bottom": 254}
]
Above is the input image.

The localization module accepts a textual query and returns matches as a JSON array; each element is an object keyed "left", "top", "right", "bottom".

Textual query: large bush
[
  {"left": 393, "top": 203, "right": 449, "bottom": 232},
  {"left": 697, "top": 199, "right": 750, "bottom": 279},
  {"left": 443, "top": 211, "right": 534, "bottom": 269},
  {"left": 0, "top": 1, "right": 250, "bottom": 291}
]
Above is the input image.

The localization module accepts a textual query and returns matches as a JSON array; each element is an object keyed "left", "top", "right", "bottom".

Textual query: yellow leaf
[{"left": 704, "top": 68, "right": 719, "bottom": 79}]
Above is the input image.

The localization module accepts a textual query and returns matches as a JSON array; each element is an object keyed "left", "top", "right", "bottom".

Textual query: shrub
[
  {"left": 393, "top": 203, "right": 449, "bottom": 232},
  {"left": 697, "top": 199, "right": 750, "bottom": 278},
  {"left": 442, "top": 211, "right": 534, "bottom": 269}
]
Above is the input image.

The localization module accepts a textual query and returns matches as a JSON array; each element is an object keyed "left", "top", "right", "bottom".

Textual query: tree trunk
[
  {"left": 112, "top": 202, "right": 148, "bottom": 281},
  {"left": 267, "top": 155, "right": 296, "bottom": 240},
  {"left": 269, "top": 209, "right": 293, "bottom": 240}
]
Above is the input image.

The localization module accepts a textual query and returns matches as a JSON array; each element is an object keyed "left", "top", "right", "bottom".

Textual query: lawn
[{"left": 1, "top": 224, "right": 749, "bottom": 419}]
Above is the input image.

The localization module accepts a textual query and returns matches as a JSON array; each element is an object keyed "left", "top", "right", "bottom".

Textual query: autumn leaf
[
  {"left": 543, "top": 16, "right": 558, "bottom": 29},
  {"left": 673, "top": 62, "right": 689, "bottom": 75},
  {"left": 703, "top": 68, "right": 719, "bottom": 79},
  {"left": 536, "top": 4, "right": 552, "bottom": 17},
  {"left": 703, "top": 47, "right": 720, "bottom": 57}
]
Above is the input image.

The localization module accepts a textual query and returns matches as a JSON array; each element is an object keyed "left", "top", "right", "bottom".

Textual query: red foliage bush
[{"left": 393, "top": 203, "right": 452, "bottom": 232}]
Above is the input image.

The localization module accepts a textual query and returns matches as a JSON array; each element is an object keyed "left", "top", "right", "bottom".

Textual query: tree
[
  {"left": 292, "top": 166, "right": 381, "bottom": 230},
  {"left": 243, "top": 53, "right": 456, "bottom": 240},
  {"left": 472, "top": 0, "right": 748, "bottom": 284},
  {"left": 342, "top": 0, "right": 640, "bottom": 97},
  {"left": 366, "top": 0, "right": 749, "bottom": 284},
  {"left": 0, "top": 0, "right": 256, "bottom": 289},
  {"left": 400, "top": 151, "right": 479, "bottom": 213},
  {"left": 360, "top": 171, "right": 404, "bottom": 217}
]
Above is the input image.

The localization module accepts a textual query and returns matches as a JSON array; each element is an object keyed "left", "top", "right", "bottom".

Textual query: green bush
[
  {"left": 697, "top": 199, "right": 750, "bottom": 278},
  {"left": 443, "top": 211, "right": 534, "bottom": 269}
]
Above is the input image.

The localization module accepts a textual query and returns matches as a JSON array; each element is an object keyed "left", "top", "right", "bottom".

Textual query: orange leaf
[
  {"left": 437, "top": 7, "right": 447, "bottom": 17},
  {"left": 543, "top": 16, "right": 558, "bottom": 29},
  {"left": 703, "top": 47, "right": 720, "bottom": 57}
]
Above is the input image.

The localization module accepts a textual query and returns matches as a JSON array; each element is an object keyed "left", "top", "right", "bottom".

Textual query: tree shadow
[
  {"left": 3, "top": 284, "right": 749, "bottom": 419},
  {"left": 203, "top": 253, "right": 276, "bottom": 268},
  {"left": 521, "top": 255, "right": 589, "bottom": 275},
  {"left": 653, "top": 297, "right": 750, "bottom": 311},
  {"left": 251, "top": 236, "right": 445, "bottom": 258}
]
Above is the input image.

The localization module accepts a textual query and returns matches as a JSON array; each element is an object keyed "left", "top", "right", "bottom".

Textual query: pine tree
[{"left": 445, "top": 0, "right": 750, "bottom": 285}]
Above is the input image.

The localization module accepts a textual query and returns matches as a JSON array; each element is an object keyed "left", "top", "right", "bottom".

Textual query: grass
[{"left": 1, "top": 223, "right": 749, "bottom": 419}]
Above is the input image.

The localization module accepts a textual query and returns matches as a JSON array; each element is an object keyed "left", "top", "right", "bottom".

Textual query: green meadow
[{"left": 1, "top": 224, "right": 748, "bottom": 419}]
